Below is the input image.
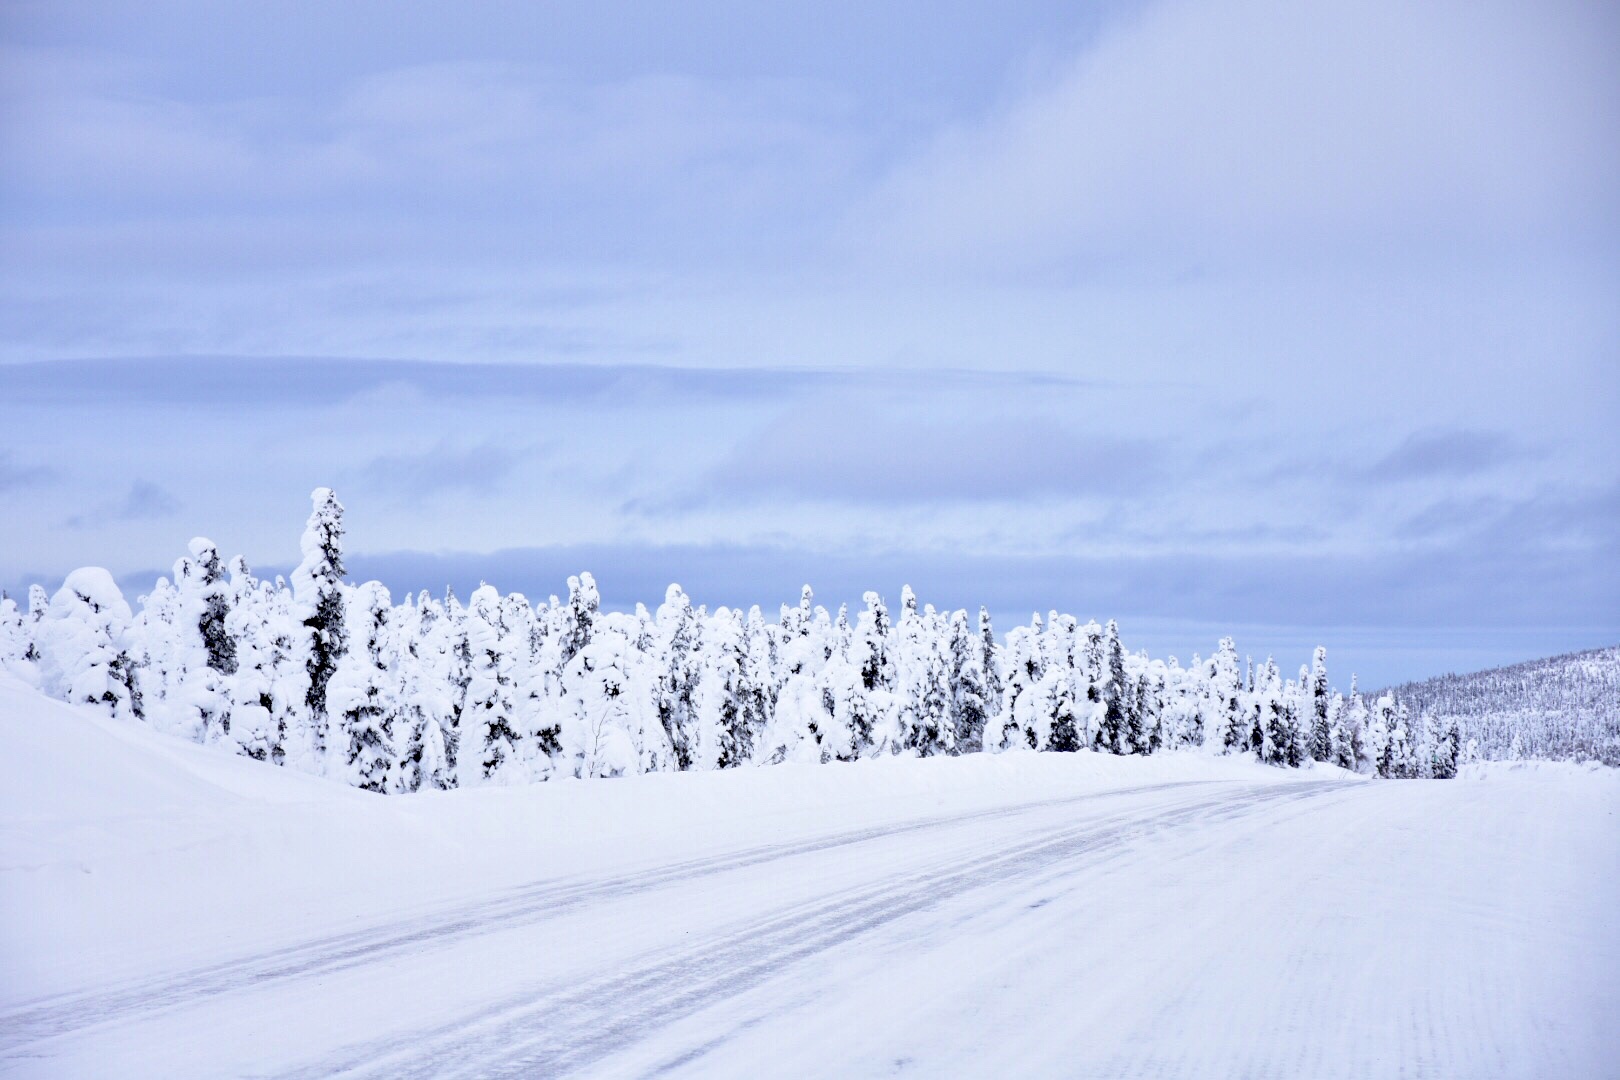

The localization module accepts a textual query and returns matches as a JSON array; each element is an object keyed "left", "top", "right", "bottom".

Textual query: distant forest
[{"left": 1381, "top": 646, "right": 1619, "bottom": 766}]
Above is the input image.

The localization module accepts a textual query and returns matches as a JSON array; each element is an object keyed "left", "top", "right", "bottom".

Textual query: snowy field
[{"left": 1, "top": 674, "right": 1616, "bottom": 1079}]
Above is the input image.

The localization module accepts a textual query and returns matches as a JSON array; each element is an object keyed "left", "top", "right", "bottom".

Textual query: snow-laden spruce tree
[
  {"left": 1254, "top": 660, "right": 1287, "bottom": 765},
  {"left": 174, "top": 538, "right": 237, "bottom": 744},
  {"left": 125, "top": 576, "right": 194, "bottom": 736},
  {"left": 817, "top": 613, "right": 874, "bottom": 762},
  {"left": 741, "top": 605, "right": 779, "bottom": 749},
  {"left": 655, "top": 584, "right": 703, "bottom": 770},
  {"left": 1131, "top": 654, "right": 1166, "bottom": 754},
  {"left": 1077, "top": 619, "right": 1109, "bottom": 750},
  {"left": 948, "top": 609, "right": 990, "bottom": 754},
  {"left": 520, "top": 595, "right": 563, "bottom": 774},
  {"left": 499, "top": 590, "right": 555, "bottom": 780},
  {"left": 459, "top": 585, "right": 520, "bottom": 786},
  {"left": 439, "top": 590, "right": 471, "bottom": 778},
  {"left": 762, "top": 606, "right": 831, "bottom": 764},
  {"left": 327, "top": 580, "right": 397, "bottom": 792},
  {"left": 0, "top": 593, "right": 38, "bottom": 685},
  {"left": 562, "top": 613, "right": 669, "bottom": 777},
  {"left": 1342, "top": 677, "right": 1370, "bottom": 771},
  {"left": 688, "top": 606, "right": 743, "bottom": 769},
  {"left": 292, "top": 488, "right": 347, "bottom": 766},
  {"left": 1388, "top": 701, "right": 1417, "bottom": 778},
  {"left": 1325, "top": 691, "right": 1350, "bottom": 770},
  {"left": 1308, "top": 646, "right": 1332, "bottom": 762},
  {"left": 263, "top": 577, "right": 312, "bottom": 769},
  {"left": 912, "top": 630, "right": 955, "bottom": 757},
  {"left": 388, "top": 592, "right": 453, "bottom": 792},
  {"left": 1366, "top": 693, "right": 1396, "bottom": 777},
  {"left": 1429, "top": 713, "right": 1461, "bottom": 780},
  {"left": 1032, "top": 614, "right": 1080, "bottom": 753},
  {"left": 854, "top": 590, "right": 892, "bottom": 694},
  {"left": 1099, "top": 619, "right": 1136, "bottom": 754},
  {"left": 222, "top": 558, "right": 281, "bottom": 762},
  {"left": 1207, "top": 637, "right": 1247, "bottom": 753},
  {"left": 558, "top": 572, "right": 598, "bottom": 672},
  {"left": 978, "top": 607, "right": 1002, "bottom": 727},
  {"left": 36, "top": 568, "right": 140, "bottom": 718},
  {"left": 891, "top": 590, "right": 953, "bottom": 757},
  {"left": 189, "top": 539, "right": 238, "bottom": 677},
  {"left": 27, "top": 584, "right": 47, "bottom": 645},
  {"left": 987, "top": 616, "right": 1041, "bottom": 752},
  {"left": 1157, "top": 656, "right": 1201, "bottom": 748}
]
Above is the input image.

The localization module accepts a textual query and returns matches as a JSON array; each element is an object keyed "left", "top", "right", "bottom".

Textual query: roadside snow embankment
[{"left": 0, "top": 674, "right": 1333, "bottom": 1001}]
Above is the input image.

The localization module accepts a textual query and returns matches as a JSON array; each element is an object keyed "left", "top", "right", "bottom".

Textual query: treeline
[{"left": 0, "top": 488, "right": 1465, "bottom": 792}]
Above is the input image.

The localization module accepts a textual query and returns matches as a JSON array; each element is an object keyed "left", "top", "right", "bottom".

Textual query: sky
[{"left": 1, "top": 0, "right": 1617, "bottom": 686}]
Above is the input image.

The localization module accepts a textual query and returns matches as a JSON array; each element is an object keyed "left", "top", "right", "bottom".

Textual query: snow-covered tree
[
  {"left": 1307, "top": 646, "right": 1332, "bottom": 762},
  {"left": 948, "top": 610, "right": 990, "bottom": 754},
  {"left": 125, "top": 576, "right": 194, "bottom": 736},
  {"left": 292, "top": 488, "right": 347, "bottom": 763},
  {"left": 327, "top": 581, "right": 397, "bottom": 792},
  {"left": 761, "top": 603, "right": 831, "bottom": 764},
  {"left": 817, "top": 617, "right": 874, "bottom": 762},
  {"left": 1159, "top": 656, "right": 1203, "bottom": 749},
  {"left": 1387, "top": 701, "right": 1417, "bottom": 778},
  {"left": 1131, "top": 654, "right": 1166, "bottom": 754},
  {"left": 988, "top": 617, "right": 1042, "bottom": 753},
  {"left": 170, "top": 550, "right": 232, "bottom": 744},
  {"left": 891, "top": 588, "right": 953, "bottom": 757},
  {"left": 1097, "top": 619, "right": 1135, "bottom": 754},
  {"left": 1430, "top": 714, "right": 1461, "bottom": 780},
  {"left": 1342, "top": 677, "right": 1369, "bottom": 771},
  {"left": 36, "top": 568, "right": 139, "bottom": 719},
  {"left": 655, "top": 584, "right": 702, "bottom": 770},
  {"left": 0, "top": 594, "right": 36, "bottom": 684},
  {"left": 222, "top": 559, "right": 281, "bottom": 762},
  {"left": 1367, "top": 694, "right": 1396, "bottom": 777},
  {"left": 1208, "top": 637, "right": 1248, "bottom": 753},
  {"left": 389, "top": 592, "right": 454, "bottom": 791},
  {"left": 459, "top": 585, "right": 520, "bottom": 786},
  {"left": 27, "top": 584, "right": 48, "bottom": 656},
  {"left": 1254, "top": 660, "right": 1293, "bottom": 766},
  {"left": 562, "top": 617, "right": 667, "bottom": 778}
]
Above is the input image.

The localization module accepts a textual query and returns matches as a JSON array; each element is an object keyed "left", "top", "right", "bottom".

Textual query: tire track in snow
[
  {"left": 0, "top": 778, "right": 1232, "bottom": 1052},
  {"left": 280, "top": 780, "right": 1356, "bottom": 1080}
]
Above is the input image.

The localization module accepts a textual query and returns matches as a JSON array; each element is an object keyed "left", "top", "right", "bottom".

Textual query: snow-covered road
[{"left": 1, "top": 680, "right": 1616, "bottom": 1078}]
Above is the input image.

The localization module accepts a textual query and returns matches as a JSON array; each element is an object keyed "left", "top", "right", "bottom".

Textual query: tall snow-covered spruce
[{"left": 292, "top": 487, "right": 347, "bottom": 769}]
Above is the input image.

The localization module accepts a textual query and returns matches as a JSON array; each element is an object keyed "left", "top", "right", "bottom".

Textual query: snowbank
[{"left": 1459, "top": 758, "right": 1616, "bottom": 781}]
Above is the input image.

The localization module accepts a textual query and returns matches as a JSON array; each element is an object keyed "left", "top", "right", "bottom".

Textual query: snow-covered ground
[{"left": 1, "top": 675, "right": 1616, "bottom": 1079}]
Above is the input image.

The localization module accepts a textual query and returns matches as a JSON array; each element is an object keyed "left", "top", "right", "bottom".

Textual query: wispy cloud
[
  {"left": 690, "top": 415, "right": 1167, "bottom": 507},
  {"left": 62, "top": 480, "right": 180, "bottom": 529},
  {"left": 1363, "top": 429, "right": 1527, "bottom": 482},
  {"left": 353, "top": 441, "right": 524, "bottom": 498},
  {"left": 0, "top": 451, "right": 54, "bottom": 492}
]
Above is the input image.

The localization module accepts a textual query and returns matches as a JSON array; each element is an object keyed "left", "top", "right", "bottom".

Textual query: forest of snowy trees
[
  {"left": 0, "top": 488, "right": 1495, "bottom": 792},
  {"left": 1381, "top": 646, "right": 1620, "bottom": 767}
]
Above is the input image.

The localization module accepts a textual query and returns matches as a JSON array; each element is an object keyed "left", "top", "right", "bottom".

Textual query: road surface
[{"left": 0, "top": 773, "right": 1614, "bottom": 1078}]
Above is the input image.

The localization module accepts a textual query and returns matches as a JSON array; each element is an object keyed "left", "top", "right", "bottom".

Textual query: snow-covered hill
[{"left": 1379, "top": 644, "right": 1620, "bottom": 765}]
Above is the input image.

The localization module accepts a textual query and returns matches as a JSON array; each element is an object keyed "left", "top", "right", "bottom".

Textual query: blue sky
[{"left": 2, "top": 0, "right": 1617, "bottom": 685}]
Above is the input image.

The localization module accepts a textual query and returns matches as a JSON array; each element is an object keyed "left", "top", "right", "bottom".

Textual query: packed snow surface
[{"left": 1, "top": 675, "right": 1615, "bottom": 1078}]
